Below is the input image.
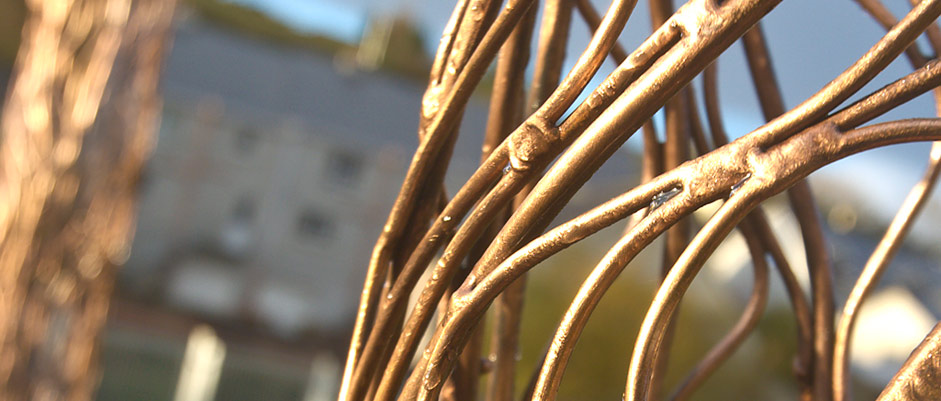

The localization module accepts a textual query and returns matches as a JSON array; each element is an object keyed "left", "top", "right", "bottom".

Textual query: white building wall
[{"left": 125, "top": 98, "right": 408, "bottom": 336}]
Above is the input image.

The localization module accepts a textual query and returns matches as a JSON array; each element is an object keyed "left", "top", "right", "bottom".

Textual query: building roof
[
  {"left": 161, "top": 15, "right": 486, "bottom": 158},
  {"left": 160, "top": 15, "right": 641, "bottom": 218}
]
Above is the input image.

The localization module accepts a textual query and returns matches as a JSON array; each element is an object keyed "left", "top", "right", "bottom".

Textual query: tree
[
  {"left": 0, "top": 0, "right": 176, "bottom": 399},
  {"left": 339, "top": 0, "right": 941, "bottom": 400}
]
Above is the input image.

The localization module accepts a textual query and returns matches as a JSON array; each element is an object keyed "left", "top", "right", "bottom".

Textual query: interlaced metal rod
[
  {"left": 340, "top": 0, "right": 941, "bottom": 399},
  {"left": 832, "top": 3, "right": 941, "bottom": 401}
]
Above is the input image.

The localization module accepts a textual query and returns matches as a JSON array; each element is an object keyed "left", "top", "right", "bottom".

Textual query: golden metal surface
[
  {"left": 339, "top": 0, "right": 941, "bottom": 399},
  {"left": 876, "top": 323, "right": 941, "bottom": 401}
]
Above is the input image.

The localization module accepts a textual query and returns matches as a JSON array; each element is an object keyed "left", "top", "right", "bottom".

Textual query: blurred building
[
  {"left": 101, "top": 8, "right": 487, "bottom": 400},
  {"left": 119, "top": 12, "right": 487, "bottom": 337}
]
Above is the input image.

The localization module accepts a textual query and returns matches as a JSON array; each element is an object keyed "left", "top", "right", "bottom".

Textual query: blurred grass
[
  {"left": 97, "top": 331, "right": 183, "bottom": 401},
  {"left": 214, "top": 355, "right": 306, "bottom": 401}
]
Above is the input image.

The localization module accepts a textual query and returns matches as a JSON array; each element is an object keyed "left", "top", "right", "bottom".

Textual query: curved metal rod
[
  {"left": 409, "top": 175, "right": 686, "bottom": 401},
  {"left": 481, "top": 7, "right": 538, "bottom": 401},
  {"left": 746, "top": 0, "right": 941, "bottom": 148},
  {"left": 876, "top": 322, "right": 941, "bottom": 400},
  {"left": 575, "top": 0, "right": 630, "bottom": 65},
  {"left": 531, "top": 0, "right": 641, "bottom": 123},
  {"left": 748, "top": 208, "right": 814, "bottom": 384},
  {"left": 669, "top": 219, "right": 770, "bottom": 401},
  {"left": 527, "top": 0, "right": 574, "bottom": 114},
  {"left": 626, "top": 177, "right": 761, "bottom": 401},
  {"left": 626, "top": 118, "right": 941, "bottom": 401},
  {"left": 852, "top": 0, "right": 931, "bottom": 67},
  {"left": 375, "top": 0, "right": 657, "bottom": 394},
  {"left": 344, "top": 1, "right": 535, "bottom": 397},
  {"left": 686, "top": 89, "right": 712, "bottom": 155},
  {"left": 663, "top": 85, "right": 768, "bottom": 401},
  {"left": 740, "top": 24, "right": 835, "bottom": 401},
  {"left": 833, "top": 3, "right": 941, "bottom": 399},
  {"left": 702, "top": 63, "right": 815, "bottom": 387},
  {"left": 529, "top": 186, "right": 718, "bottom": 401},
  {"left": 374, "top": 168, "right": 532, "bottom": 401},
  {"left": 833, "top": 142, "right": 941, "bottom": 401},
  {"left": 412, "top": 34, "right": 941, "bottom": 400}
]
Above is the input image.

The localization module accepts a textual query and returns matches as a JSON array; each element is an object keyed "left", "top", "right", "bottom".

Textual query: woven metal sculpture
[{"left": 339, "top": 0, "right": 941, "bottom": 399}]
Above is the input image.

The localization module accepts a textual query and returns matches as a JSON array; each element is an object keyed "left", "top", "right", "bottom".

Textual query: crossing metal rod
[{"left": 339, "top": 0, "right": 941, "bottom": 399}]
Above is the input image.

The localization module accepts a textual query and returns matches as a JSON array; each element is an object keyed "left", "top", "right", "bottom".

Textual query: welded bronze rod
[
  {"left": 342, "top": 0, "right": 522, "bottom": 397},
  {"left": 741, "top": 24, "right": 835, "bottom": 401},
  {"left": 876, "top": 322, "right": 941, "bottom": 401},
  {"left": 339, "top": 0, "right": 941, "bottom": 399},
  {"left": 702, "top": 62, "right": 815, "bottom": 395},
  {"left": 478, "top": 6, "right": 537, "bottom": 401},
  {"left": 669, "top": 220, "right": 770, "bottom": 401}
]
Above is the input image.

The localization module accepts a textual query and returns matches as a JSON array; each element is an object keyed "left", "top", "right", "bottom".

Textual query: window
[
  {"left": 218, "top": 196, "right": 256, "bottom": 258},
  {"left": 325, "top": 150, "right": 363, "bottom": 187},
  {"left": 235, "top": 127, "right": 259, "bottom": 156},
  {"left": 296, "top": 209, "right": 335, "bottom": 240},
  {"left": 232, "top": 196, "right": 256, "bottom": 223}
]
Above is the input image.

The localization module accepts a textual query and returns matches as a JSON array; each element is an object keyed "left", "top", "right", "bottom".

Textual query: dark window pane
[
  {"left": 297, "top": 209, "right": 334, "bottom": 240},
  {"left": 326, "top": 150, "right": 362, "bottom": 187}
]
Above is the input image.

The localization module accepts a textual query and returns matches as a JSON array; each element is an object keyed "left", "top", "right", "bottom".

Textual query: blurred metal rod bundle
[{"left": 0, "top": 0, "right": 178, "bottom": 400}]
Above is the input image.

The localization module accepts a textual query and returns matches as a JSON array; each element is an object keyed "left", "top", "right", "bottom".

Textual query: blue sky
[
  {"left": 221, "top": 0, "right": 455, "bottom": 52},
  {"left": 224, "top": 0, "right": 367, "bottom": 43}
]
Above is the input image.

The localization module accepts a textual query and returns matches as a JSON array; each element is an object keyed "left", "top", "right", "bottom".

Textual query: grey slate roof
[
  {"left": 159, "top": 15, "right": 641, "bottom": 219},
  {"left": 161, "top": 16, "right": 487, "bottom": 158}
]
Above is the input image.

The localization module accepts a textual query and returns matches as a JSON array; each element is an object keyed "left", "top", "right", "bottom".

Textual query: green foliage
[
  {"left": 370, "top": 16, "right": 431, "bottom": 81},
  {"left": 97, "top": 336, "right": 183, "bottom": 401},
  {"left": 0, "top": 0, "right": 348, "bottom": 67},
  {"left": 183, "top": 0, "right": 432, "bottom": 80},
  {"left": 0, "top": 0, "right": 433, "bottom": 85},
  {"left": 184, "top": 0, "right": 350, "bottom": 54},
  {"left": 511, "top": 230, "right": 816, "bottom": 400}
]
